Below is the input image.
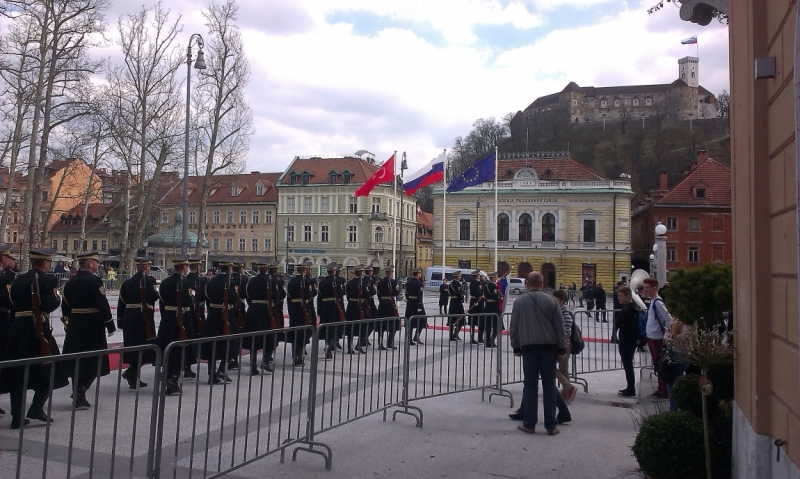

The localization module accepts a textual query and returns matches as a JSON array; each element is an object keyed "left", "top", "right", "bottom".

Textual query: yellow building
[{"left": 432, "top": 154, "right": 634, "bottom": 287}]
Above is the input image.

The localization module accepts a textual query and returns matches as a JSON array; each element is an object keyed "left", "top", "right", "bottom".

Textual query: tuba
[{"left": 628, "top": 269, "right": 650, "bottom": 311}]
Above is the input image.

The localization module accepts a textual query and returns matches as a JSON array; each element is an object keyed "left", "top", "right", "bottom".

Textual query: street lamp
[
  {"left": 688, "top": 112, "right": 694, "bottom": 132},
  {"left": 398, "top": 152, "right": 408, "bottom": 277},
  {"left": 475, "top": 199, "right": 481, "bottom": 268},
  {"left": 654, "top": 221, "right": 667, "bottom": 286},
  {"left": 602, "top": 113, "right": 607, "bottom": 130},
  {"left": 641, "top": 113, "right": 646, "bottom": 129},
  {"left": 182, "top": 33, "right": 206, "bottom": 254}
]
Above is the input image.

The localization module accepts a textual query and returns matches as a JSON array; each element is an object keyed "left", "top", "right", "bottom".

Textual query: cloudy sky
[{"left": 114, "top": 0, "right": 730, "bottom": 174}]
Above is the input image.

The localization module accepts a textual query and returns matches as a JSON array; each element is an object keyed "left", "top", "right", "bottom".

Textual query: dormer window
[
  {"left": 256, "top": 185, "right": 263, "bottom": 196},
  {"left": 329, "top": 171, "right": 338, "bottom": 184},
  {"left": 302, "top": 172, "right": 310, "bottom": 185},
  {"left": 231, "top": 185, "right": 239, "bottom": 196},
  {"left": 695, "top": 187, "right": 706, "bottom": 199},
  {"left": 343, "top": 171, "right": 352, "bottom": 184},
  {"left": 289, "top": 172, "right": 297, "bottom": 185}
]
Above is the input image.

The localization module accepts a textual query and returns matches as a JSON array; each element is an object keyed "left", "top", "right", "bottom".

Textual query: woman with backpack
[{"left": 615, "top": 286, "right": 640, "bottom": 397}]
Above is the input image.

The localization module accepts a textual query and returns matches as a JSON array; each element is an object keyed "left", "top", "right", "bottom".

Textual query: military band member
[
  {"left": 117, "top": 255, "right": 159, "bottom": 389},
  {"left": 468, "top": 270, "right": 484, "bottom": 344},
  {"left": 318, "top": 263, "right": 340, "bottom": 359},
  {"left": 286, "top": 263, "right": 313, "bottom": 366},
  {"left": 405, "top": 268, "right": 427, "bottom": 345},
  {"left": 183, "top": 257, "right": 208, "bottom": 379},
  {"left": 5, "top": 249, "right": 68, "bottom": 429},
  {"left": 0, "top": 244, "right": 18, "bottom": 415},
  {"left": 447, "top": 271, "right": 465, "bottom": 341},
  {"left": 483, "top": 272, "right": 503, "bottom": 348},
  {"left": 200, "top": 258, "right": 238, "bottom": 384},
  {"left": 242, "top": 258, "right": 276, "bottom": 374},
  {"left": 344, "top": 266, "right": 367, "bottom": 355},
  {"left": 156, "top": 254, "right": 194, "bottom": 395},
  {"left": 61, "top": 251, "right": 115, "bottom": 409},
  {"left": 376, "top": 266, "right": 400, "bottom": 350}
]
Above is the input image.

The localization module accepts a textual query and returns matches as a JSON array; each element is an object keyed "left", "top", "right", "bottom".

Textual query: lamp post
[
  {"left": 475, "top": 199, "right": 481, "bottom": 268},
  {"left": 285, "top": 217, "right": 290, "bottom": 274},
  {"left": 688, "top": 113, "right": 694, "bottom": 132},
  {"left": 182, "top": 33, "right": 206, "bottom": 254},
  {"left": 654, "top": 222, "right": 667, "bottom": 286},
  {"left": 397, "top": 152, "right": 408, "bottom": 277},
  {"left": 602, "top": 113, "right": 607, "bottom": 130},
  {"left": 641, "top": 113, "right": 646, "bottom": 129}
]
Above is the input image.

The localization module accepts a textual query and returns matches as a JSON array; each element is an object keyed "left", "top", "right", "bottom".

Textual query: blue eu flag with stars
[{"left": 446, "top": 152, "right": 496, "bottom": 193}]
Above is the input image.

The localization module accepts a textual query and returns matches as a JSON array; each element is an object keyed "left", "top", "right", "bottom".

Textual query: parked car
[{"left": 507, "top": 278, "right": 525, "bottom": 295}]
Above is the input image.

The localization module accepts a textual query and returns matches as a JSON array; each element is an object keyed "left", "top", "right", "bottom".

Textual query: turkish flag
[{"left": 354, "top": 154, "right": 395, "bottom": 197}]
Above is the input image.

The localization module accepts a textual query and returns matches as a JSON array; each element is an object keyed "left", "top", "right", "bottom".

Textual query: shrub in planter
[
  {"left": 672, "top": 374, "right": 704, "bottom": 417},
  {"left": 632, "top": 411, "right": 710, "bottom": 479}
]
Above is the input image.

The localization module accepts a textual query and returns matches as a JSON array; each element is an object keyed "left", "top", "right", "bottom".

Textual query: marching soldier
[
  {"left": 200, "top": 258, "right": 238, "bottom": 384},
  {"left": 5, "top": 249, "right": 68, "bottom": 429},
  {"left": 61, "top": 251, "right": 115, "bottom": 409},
  {"left": 344, "top": 266, "right": 366, "bottom": 355},
  {"left": 227, "top": 259, "right": 247, "bottom": 370},
  {"left": 268, "top": 261, "right": 287, "bottom": 364},
  {"left": 0, "top": 244, "right": 18, "bottom": 415},
  {"left": 438, "top": 278, "right": 449, "bottom": 315},
  {"left": 318, "top": 263, "right": 340, "bottom": 359},
  {"left": 376, "top": 266, "right": 400, "bottom": 350},
  {"left": 333, "top": 264, "right": 346, "bottom": 350},
  {"left": 483, "top": 272, "right": 503, "bottom": 348},
  {"left": 447, "top": 271, "right": 465, "bottom": 341},
  {"left": 183, "top": 257, "right": 207, "bottom": 379},
  {"left": 286, "top": 262, "right": 313, "bottom": 366},
  {"left": 405, "top": 268, "right": 427, "bottom": 345},
  {"left": 362, "top": 266, "right": 378, "bottom": 345},
  {"left": 117, "top": 255, "right": 159, "bottom": 389},
  {"left": 156, "top": 254, "right": 194, "bottom": 395},
  {"left": 468, "top": 270, "right": 484, "bottom": 344},
  {"left": 304, "top": 262, "right": 318, "bottom": 324},
  {"left": 242, "top": 258, "right": 276, "bottom": 375}
]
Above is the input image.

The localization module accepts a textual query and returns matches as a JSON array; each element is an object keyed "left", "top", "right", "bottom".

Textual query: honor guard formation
[{"left": 0, "top": 250, "right": 513, "bottom": 429}]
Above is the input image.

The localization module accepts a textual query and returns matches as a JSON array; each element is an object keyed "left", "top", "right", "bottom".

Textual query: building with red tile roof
[{"left": 631, "top": 149, "right": 732, "bottom": 274}]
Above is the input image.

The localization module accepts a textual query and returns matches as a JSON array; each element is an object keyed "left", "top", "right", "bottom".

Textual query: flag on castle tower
[
  {"left": 681, "top": 36, "right": 698, "bottom": 45},
  {"left": 355, "top": 154, "right": 395, "bottom": 197}
]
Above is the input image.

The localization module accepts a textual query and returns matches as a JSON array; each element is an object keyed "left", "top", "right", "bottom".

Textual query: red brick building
[{"left": 631, "top": 150, "right": 731, "bottom": 275}]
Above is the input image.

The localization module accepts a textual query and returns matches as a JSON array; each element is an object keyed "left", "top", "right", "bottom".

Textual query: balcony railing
[
  {"left": 345, "top": 242, "right": 359, "bottom": 249},
  {"left": 369, "top": 212, "right": 387, "bottom": 220}
]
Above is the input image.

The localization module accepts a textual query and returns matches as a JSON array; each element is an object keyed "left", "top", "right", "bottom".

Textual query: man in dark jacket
[
  {"left": 156, "top": 254, "right": 194, "bottom": 395},
  {"left": 447, "top": 271, "right": 465, "bottom": 341},
  {"left": 594, "top": 282, "right": 607, "bottom": 323},
  {"left": 615, "top": 286, "right": 640, "bottom": 397},
  {"left": 581, "top": 281, "right": 594, "bottom": 319},
  {"left": 62, "top": 251, "right": 115, "bottom": 409},
  {"left": 117, "top": 256, "right": 159, "bottom": 389}
]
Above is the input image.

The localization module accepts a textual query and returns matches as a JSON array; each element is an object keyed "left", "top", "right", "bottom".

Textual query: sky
[{"left": 109, "top": 0, "right": 730, "bottom": 175}]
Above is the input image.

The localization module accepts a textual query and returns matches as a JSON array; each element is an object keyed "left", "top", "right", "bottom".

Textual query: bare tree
[
  {"left": 192, "top": 0, "right": 253, "bottom": 255},
  {"left": 716, "top": 90, "right": 730, "bottom": 119},
  {"left": 447, "top": 117, "right": 509, "bottom": 179}
]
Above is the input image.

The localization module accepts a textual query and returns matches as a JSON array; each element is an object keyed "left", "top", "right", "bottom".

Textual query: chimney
[
  {"left": 251, "top": 171, "right": 260, "bottom": 174},
  {"left": 697, "top": 148, "right": 708, "bottom": 166},
  {"left": 691, "top": 161, "right": 698, "bottom": 170},
  {"left": 659, "top": 172, "right": 668, "bottom": 190}
]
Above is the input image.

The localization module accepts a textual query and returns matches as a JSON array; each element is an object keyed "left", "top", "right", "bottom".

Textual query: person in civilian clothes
[
  {"left": 552, "top": 289, "right": 577, "bottom": 404},
  {"left": 405, "top": 268, "right": 427, "bottom": 345},
  {"left": 156, "top": 254, "right": 194, "bottom": 395},
  {"left": 376, "top": 266, "right": 400, "bottom": 350},
  {"left": 447, "top": 271, "right": 465, "bottom": 341},
  {"left": 468, "top": 270, "right": 484, "bottom": 344},
  {"left": 318, "top": 263, "right": 340, "bottom": 359},
  {"left": 615, "top": 286, "right": 640, "bottom": 397},
  {"left": 642, "top": 277, "right": 671, "bottom": 400},
  {"left": 0, "top": 244, "right": 18, "bottom": 416},
  {"left": 6, "top": 249, "right": 69, "bottom": 429},
  {"left": 117, "top": 256, "right": 159, "bottom": 389},
  {"left": 242, "top": 258, "right": 277, "bottom": 374},
  {"left": 438, "top": 278, "right": 449, "bottom": 315},
  {"left": 200, "top": 258, "right": 238, "bottom": 384},
  {"left": 344, "top": 266, "right": 367, "bottom": 355},
  {"left": 62, "top": 251, "right": 116, "bottom": 408},
  {"left": 183, "top": 257, "right": 208, "bottom": 379},
  {"left": 594, "top": 282, "right": 607, "bottom": 323}
]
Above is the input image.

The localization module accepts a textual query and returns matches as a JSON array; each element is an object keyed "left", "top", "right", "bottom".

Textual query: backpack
[
  {"left": 570, "top": 321, "right": 585, "bottom": 355},
  {"left": 636, "top": 309, "right": 648, "bottom": 346}
]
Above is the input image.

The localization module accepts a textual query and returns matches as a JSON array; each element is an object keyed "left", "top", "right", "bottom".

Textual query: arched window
[
  {"left": 542, "top": 213, "right": 556, "bottom": 242},
  {"left": 519, "top": 214, "right": 532, "bottom": 241},
  {"left": 497, "top": 213, "right": 509, "bottom": 242},
  {"left": 374, "top": 226, "right": 384, "bottom": 243}
]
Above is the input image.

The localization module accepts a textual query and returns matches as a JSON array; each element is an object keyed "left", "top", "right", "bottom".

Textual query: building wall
[{"left": 729, "top": 0, "right": 800, "bottom": 473}]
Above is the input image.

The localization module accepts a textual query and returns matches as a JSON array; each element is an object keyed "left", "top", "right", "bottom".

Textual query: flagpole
[
  {"left": 392, "top": 150, "right": 397, "bottom": 269},
  {"left": 442, "top": 150, "right": 447, "bottom": 280},
  {"left": 494, "top": 146, "right": 499, "bottom": 273}
]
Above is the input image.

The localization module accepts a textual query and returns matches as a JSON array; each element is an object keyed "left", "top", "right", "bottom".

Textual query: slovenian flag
[
  {"left": 404, "top": 152, "right": 445, "bottom": 196},
  {"left": 681, "top": 36, "right": 697, "bottom": 45}
]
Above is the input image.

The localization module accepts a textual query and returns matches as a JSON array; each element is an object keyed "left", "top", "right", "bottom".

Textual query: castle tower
[{"left": 678, "top": 56, "right": 699, "bottom": 88}]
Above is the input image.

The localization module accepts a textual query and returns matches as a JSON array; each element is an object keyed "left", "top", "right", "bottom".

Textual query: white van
[{"left": 424, "top": 267, "right": 488, "bottom": 292}]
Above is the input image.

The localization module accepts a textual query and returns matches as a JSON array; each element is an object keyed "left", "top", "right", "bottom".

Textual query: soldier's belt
[
  {"left": 486, "top": 300, "right": 497, "bottom": 303},
  {"left": 380, "top": 296, "right": 393, "bottom": 300},
  {"left": 321, "top": 298, "right": 336, "bottom": 302},
  {"left": 250, "top": 300, "right": 269, "bottom": 304},
  {"left": 290, "top": 299, "right": 303, "bottom": 303},
  {"left": 71, "top": 308, "right": 100, "bottom": 314},
  {"left": 209, "top": 303, "right": 227, "bottom": 309},
  {"left": 348, "top": 298, "right": 361, "bottom": 301},
  {"left": 407, "top": 296, "right": 418, "bottom": 299},
  {"left": 15, "top": 311, "right": 33, "bottom": 317},
  {"left": 470, "top": 296, "right": 479, "bottom": 299},
  {"left": 125, "top": 303, "right": 153, "bottom": 309},
  {"left": 163, "top": 306, "right": 190, "bottom": 312}
]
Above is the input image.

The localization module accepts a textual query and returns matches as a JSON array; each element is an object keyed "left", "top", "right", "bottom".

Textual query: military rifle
[
  {"left": 193, "top": 276, "right": 203, "bottom": 335},
  {"left": 176, "top": 278, "right": 187, "bottom": 341},
  {"left": 141, "top": 275, "right": 156, "bottom": 340},
  {"left": 31, "top": 271, "right": 51, "bottom": 358},
  {"left": 222, "top": 272, "right": 231, "bottom": 335},
  {"left": 266, "top": 274, "right": 277, "bottom": 330},
  {"left": 301, "top": 275, "right": 312, "bottom": 326}
]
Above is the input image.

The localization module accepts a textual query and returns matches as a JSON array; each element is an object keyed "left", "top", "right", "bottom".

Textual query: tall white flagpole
[
  {"left": 392, "top": 150, "right": 397, "bottom": 268},
  {"left": 442, "top": 150, "right": 447, "bottom": 279},
  {"left": 494, "top": 146, "right": 499, "bottom": 272}
]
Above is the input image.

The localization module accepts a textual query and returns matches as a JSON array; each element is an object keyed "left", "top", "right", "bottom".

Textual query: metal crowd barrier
[{"left": 0, "top": 345, "right": 162, "bottom": 479}]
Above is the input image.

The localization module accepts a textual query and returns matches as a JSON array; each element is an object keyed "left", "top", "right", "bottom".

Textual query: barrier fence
[{"left": 2, "top": 310, "right": 655, "bottom": 478}]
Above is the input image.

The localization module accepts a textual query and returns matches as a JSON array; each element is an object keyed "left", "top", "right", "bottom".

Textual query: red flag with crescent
[{"left": 354, "top": 154, "right": 395, "bottom": 197}]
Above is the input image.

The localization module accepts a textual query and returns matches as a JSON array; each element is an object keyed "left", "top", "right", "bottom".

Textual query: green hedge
[{"left": 632, "top": 411, "right": 710, "bottom": 479}]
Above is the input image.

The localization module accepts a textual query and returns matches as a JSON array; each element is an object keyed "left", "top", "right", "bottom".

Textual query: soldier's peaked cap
[
  {"left": 412, "top": 267, "right": 423, "bottom": 274},
  {"left": 384, "top": 266, "right": 394, "bottom": 272},
  {"left": 30, "top": 248, "right": 57, "bottom": 261},
  {"left": 471, "top": 270, "right": 480, "bottom": 275},
  {"left": 171, "top": 253, "right": 191, "bottom": 265},
  {"left": 0, "top": 244, "right": 16, "bottom": 259},
  {"left": 135, "top": 255, "right": 155, "bottom": 265},
  {"left": 77, "top": 251, "right": 100, "bottom": 261},
  {"left": 452, "top": 270, "right": 461, "bottom": 276},
  {"left": 188, "top": 256, "right": 204, "bottom": 264},
  {"left": 268, "top": 261, "right": 280, "bottom": 268},
  {"left": 217, "top": 257, "right": 234, "bottom": 266},
  {"left": 255, "top": 257, "right": 272, "bottom": 266},
  {"left": 325, "top": 263, "right": 337, "bottom": 270}
]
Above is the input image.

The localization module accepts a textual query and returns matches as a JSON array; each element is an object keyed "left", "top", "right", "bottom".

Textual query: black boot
[
  {"left": 123, "top": 367, "right": 147, "bottom": 389},
  {"left": 183, "top": 366, "right": 196, "bottom": 379},
  {"left": 165, "top": 375, "right": 181, "bottom": 396}
]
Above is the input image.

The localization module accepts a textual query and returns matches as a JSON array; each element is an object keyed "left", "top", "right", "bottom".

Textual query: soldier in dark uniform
[
  {"left": 286, "top": 263, "right": 313, "bottom": 366},
  {"left": 468, "top": 270, "right": 484, "bottom": 344},
  {"left": 344, "top": 266, "right": 367, "bottom": 354},
  {"left": 304, "top": 262, "right": 318, "bottom": 326},
  {"left": 376, "top": 266, "right": 400, "bottom": 350},
  {"left": 242, "top": 258, "right": 277, "bottom": 375},
  {"left": 448, "top": 271, "right": 465, "bottom": 341},
  {"left": 227, "top": 259, "right": 247, "bottom": 370},
  {"left": 156, "top": 254, "right": 194, "bottom": 395},
  {"left": 268, "top": 261, "right": 287, "bottom": 362},
  {"left": 362, "top": 266, "right": 378, "bottom": 345},
  {"left": 61, "top": 251, "right": 116, "bottom": 409},
  {"left": 318, "top": 263, "right": 340, "bottom": 359},
  {"left": 200, "top": 258, "right": 238, "bottom": 384},
  {"left": 405, "top": 268, "right": 427, "bottom": 345},
  {"left": 0, "top": 244, "right": 18, "bottom": 415},
  {"left": 483, "top": 272, "right": 503, "bottom": 348},
  {"left": 117, "top": 255, "right": 159, "bottom": 389},
  {"left": 183, "top": 257, "right": 208, "bottom": 379},
  {"left": 5, "top": 249, "right": 68, "bottom": 429},
  {"left": 333, "top": 264, "right": 347, "bottom": 350},
  {"left": 438, "top": 278, "right": 449, "bottom": 315}
]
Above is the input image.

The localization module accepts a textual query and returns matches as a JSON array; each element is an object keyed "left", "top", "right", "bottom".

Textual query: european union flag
[{"left": 446, "top": 152, "right": 496, "bottom": 193}]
